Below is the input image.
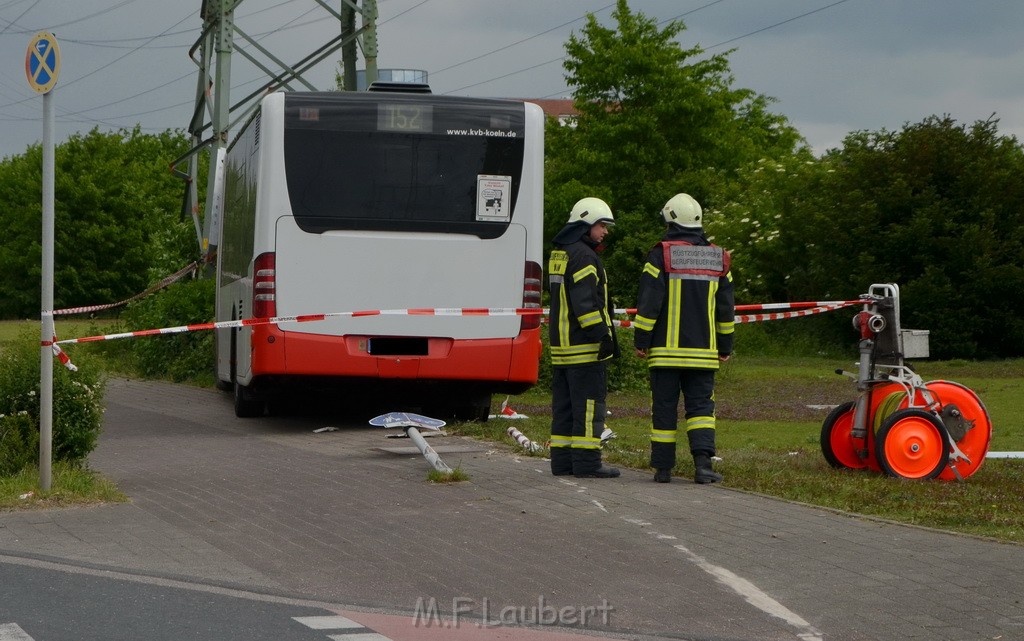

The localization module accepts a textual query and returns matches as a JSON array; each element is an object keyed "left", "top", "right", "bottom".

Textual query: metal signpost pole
[
  {"left": 27, "top": 32, "right": 60, "bottom": 492},
  {"left": 40, "top": 89, "right": 54, "bottom": 491}
]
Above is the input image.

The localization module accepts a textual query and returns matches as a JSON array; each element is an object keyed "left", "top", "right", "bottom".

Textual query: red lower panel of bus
[{"left": 249, "top": 326, "right": 541, "bottom": 384}]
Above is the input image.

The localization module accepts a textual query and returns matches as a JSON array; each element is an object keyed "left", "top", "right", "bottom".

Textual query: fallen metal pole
[{"left": 405, "top": 426, "right": 453, "bottom": 473}]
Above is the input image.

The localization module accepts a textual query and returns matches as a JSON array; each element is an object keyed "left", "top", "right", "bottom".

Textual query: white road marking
[
  {"left": 617, "top": 517, "right": 822, "bottom": 641},
  {"left": 672, "top": 543, "right": 823, "bottom": 641},
  {"left": 293, "top": 615, "right": 363, "bottom": 629},
  {"left": 292, "top": 614, "right": 397, "bottom": 640},
  {"left": 622, "top": 517, "right": 652, "bottom": 526},
  {"left": 0, "top": 623, "right": 35, "bottom": 641}
]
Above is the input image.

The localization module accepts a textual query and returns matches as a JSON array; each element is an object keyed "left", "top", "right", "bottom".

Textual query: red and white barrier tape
[
  {"left": 51, "top": 307, "right": 544, "bottom": 345},
  {"left": 601, "top": 300, "right": 864, "bottom": 327},
  {"left": 48, "top": 337, "right": 78, "bottom": 372},
  {"left": 44, "top": 299, "right": 869, "bottom": 370},
  {"left": 735, "top": 302, "right": 861, "bottom": 324},
  {"left": 53, "top": 261, "right": 198, "bottom": 316},
  {"left": 507, "top": 426, "right": 544, "bottom": 452},
  {"left": 39, "top": 313, "right": 78, "bottom": 371},
  {"left": 614, "top": 300, "right": 866, "bottom": 316}
]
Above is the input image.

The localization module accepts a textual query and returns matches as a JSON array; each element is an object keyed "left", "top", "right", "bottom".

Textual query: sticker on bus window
[{"left": 476, "top": 175, "right": 512, "bottom": 222}]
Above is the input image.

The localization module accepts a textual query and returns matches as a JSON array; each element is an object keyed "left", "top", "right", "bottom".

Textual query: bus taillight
[
  {"left": 521, "top": 260, "right": 542, "bottom": 330},
  {"left": 253, "top": 252, "right": 277, "bottom": 319}
]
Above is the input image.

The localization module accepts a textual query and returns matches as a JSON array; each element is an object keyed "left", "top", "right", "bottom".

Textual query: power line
[
  {"left": 53, "top": 9, "right": 197, "bottom": 112},
  {"left": 447, "top": 57, "right": 564, "bottom": 95},
  {"left": 431, "top": 3, "right": 614, "bottom": 78},
  {"left": 383, "top": 0, "right": 432, "bottom": 25},
  {"left": 24, "top": 3, "right": 316, "bottom": 125},
  {"left": 440, "top": 0, "right": 726, "bottom": 95},
  {"left": 706, "top": 0, "right": 854, "bottom": 50},
  {"left": 0, "top": 0, "right": 40, "bottom": 36},
  {"left": 446, "top": 0, "right": 854, "bottom": 95},
  {"left": 661, "top": 0, "right": 731, "bottom": 25},
  {"left": 0, "top": 0, "right": 140, "bottom": 35}
]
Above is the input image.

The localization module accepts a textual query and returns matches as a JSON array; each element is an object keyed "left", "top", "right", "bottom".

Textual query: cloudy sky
[{"left": 2, "top": 0, "right": 1023, "bottom": 160}]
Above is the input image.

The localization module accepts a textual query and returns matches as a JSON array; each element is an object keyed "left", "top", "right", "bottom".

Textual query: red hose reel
[{"left": 820, "top": 284, "right": 992, "bottom": 480}]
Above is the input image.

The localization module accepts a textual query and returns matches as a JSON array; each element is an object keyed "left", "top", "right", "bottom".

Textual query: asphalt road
[{"left": 3, "top": 378, "right": 1024, "bottom": 641}]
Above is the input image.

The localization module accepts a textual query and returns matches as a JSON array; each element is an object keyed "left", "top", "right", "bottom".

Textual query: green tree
[
  {"left": 0, "top": 127, "right": 196, "bottom": 319},
  {"left": 546, "top": 0, "right": 803, "bottom": 304},
  {"left": 705, "top": 151, "right": 824, "bottom": 304},
  {"left": 723, "top": 115, "right": 1024, "bottom": 358}
]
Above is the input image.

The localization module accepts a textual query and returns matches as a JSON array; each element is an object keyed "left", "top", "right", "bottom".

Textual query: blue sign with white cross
[{"left": 26, "top": 32, "right": 61, "bottom": 94}]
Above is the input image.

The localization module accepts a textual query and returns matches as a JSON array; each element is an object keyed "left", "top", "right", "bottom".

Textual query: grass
[
  {"left": 0, "top": 317, "right": 209, "bottom": 384},
  {"left": 2, "top": 319, "right": 128, "bottom": 511},
  {"left": 6, "top": 319, "right": 1024, "bottom": 543},
  {"left": 0, "top": 462, "right": 127, "bottom": 510},
  {"left": 428, "top": 466, "right": 471, "bottom": 483},
  {"left": 450, "top": 356, "right": 1024, "bottom": 544}
]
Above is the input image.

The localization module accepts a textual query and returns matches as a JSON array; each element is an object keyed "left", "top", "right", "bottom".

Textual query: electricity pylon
[{"left": 171, "top": 0, "right": 378, "bottom": 266}]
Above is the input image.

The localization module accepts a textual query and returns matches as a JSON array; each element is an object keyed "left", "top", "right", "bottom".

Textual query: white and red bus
[{"left": 214, "top": 88, "right": 544, "bottom": 418}]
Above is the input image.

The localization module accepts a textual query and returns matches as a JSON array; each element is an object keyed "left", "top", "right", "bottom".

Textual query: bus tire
[
  {"left": 215, "top": 378, "right": 233, "bottom": 392},
  {"left": 213, "top": 333, "right": 232, "bottom": 391},
  {"left": 234, "top": 381, "right": 265, "bottom": 418},
  {"left": 453, "top": 395, "right": 491, "bottom": 423},
  {"left": 215, "top": 320, "right": 237, "bottom": 392}
]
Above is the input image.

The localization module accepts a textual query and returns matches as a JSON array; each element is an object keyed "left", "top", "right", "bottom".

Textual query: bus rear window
[{"left": 283, "top": 94, "right": 526, "bottom": 238}]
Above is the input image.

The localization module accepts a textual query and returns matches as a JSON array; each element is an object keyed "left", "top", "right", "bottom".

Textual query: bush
[
  {"left": 92, "top": 277, "right": 215, "bottom": 382},
  {"left": 538, "top": 315, "right": 851, "bottom": 397},
  {"left": 537, "top": 324, "right": 652, "bottom": 394},
  {"left": 0, "top": 331, "right": 105, "bottom": 474},
  {"left": 0, "top": 413, "right": 38, "bottom": 477}
]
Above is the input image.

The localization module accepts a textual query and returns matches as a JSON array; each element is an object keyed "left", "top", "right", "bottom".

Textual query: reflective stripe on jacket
[
  {"left": 634, "top": 231, "right": 735, "bottom": 370},
  {"left": 548, "top": 237, "right": 615, "bottom": 367}
]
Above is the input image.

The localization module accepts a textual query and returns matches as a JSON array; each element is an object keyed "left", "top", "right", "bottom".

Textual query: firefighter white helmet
[
  {"left": 662, "top": 193, "right": 702, "bottom": 228},
  {"left": 567, "top": 197, "right": 615, "bottom": 226}
]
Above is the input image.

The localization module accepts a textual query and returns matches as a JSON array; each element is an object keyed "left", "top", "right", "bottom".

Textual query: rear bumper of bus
[{"left": 248, "top": 325, "right": 542, "bottom": 390}]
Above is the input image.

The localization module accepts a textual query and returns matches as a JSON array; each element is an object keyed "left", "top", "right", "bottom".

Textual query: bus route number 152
[{"left": 378, "top": 103, "right": 433, "bottom": 133}]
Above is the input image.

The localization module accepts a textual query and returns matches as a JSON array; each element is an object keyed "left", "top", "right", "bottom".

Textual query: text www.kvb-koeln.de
[{"left": 446, "top": 128, "right": 517, "bottom": 137}]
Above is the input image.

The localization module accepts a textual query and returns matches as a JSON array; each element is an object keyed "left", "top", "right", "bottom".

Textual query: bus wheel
[
  {"left": 453, "top": 395, "right": 491, "bottom": 423},
  {"left": 215, "top": 324, "right": 237, "bottom": 391},
  {"left": 234, "top": 381, "right": 265, "bottom": 418}
]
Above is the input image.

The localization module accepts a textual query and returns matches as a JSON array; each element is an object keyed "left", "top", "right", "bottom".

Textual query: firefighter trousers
[
  {"left": 550, "top": 362, "right": 608, "bottom": 475},
  {"left": 649, "top": 367, "right": 717, "bottom": 470}
]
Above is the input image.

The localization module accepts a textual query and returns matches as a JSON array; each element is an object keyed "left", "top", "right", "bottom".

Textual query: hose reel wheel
[
  {"left": 875, "top": 409, "right": 950, "bottom": 480},
  {"left": 820, "top": 401, "right": 866, "bottom": 470}
]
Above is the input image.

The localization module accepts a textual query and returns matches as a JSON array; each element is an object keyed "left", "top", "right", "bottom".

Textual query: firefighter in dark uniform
[
  {"left": 633, "top": 193, "right": 735, "bottom": 484},
  {"left": 548, "top": 197, "right": 620, "bottom": 478}
]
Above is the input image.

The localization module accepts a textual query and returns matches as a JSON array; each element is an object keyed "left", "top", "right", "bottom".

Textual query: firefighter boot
[
  {"left": 577, "top": 465, "right": 621, "bottom": 478},
  {"left": 653, "top": 468, "right": 672, "bottom": 483},
  {"left": 550, "top": 446, "right": 573, "bottom": 476},
  {"left": 573, "top": 450, "right": 620, "bottom": 478},
  {"left": 693, "top": 453, "right": 723, "bottom": 484}
]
